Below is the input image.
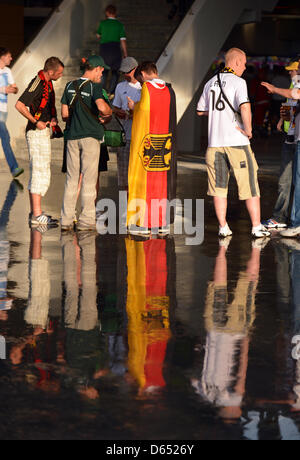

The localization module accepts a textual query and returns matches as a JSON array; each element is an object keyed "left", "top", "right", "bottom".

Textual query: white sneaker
[
  {"left": 252, "top": 238, "right": 270, "bottom": 250},
  {"left": 219, "top": 236, "right": 232, "bottom": 249},
  {"left": 280, "top": 226, "right": 300, "bottom": 238},
  {"left": 218, "top": 223, "right": 233, "bottom": 238},
  {"left": 252, "top": 224, "right": 271, "bottom": 239}
]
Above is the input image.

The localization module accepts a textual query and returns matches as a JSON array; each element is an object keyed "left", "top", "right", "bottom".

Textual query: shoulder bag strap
[
  {"left": 73, "top": 80, "right": 100, "bottom": 122},
  {"left": 73, "top": 81, "right": 125, "bottom": 133},
  {"left": 217, "top": 72, "right": 241, "bottom": 117}
]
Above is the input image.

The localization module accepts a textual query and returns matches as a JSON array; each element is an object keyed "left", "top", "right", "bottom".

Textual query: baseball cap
[
  {"left": 87, "top": 55, "right": 110, "bottom": 70},
  {"left": 120, "top": 57, "right": 138, "bottom": 73},
  {"left": 285, "top": 61, "right": 299, "bottom": 71}
]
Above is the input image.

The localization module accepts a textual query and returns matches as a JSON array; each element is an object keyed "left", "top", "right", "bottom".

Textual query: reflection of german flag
[
  {"left": 126, "top": 238, "right": 172, "bottom": 390},
  {"left": 127, "top": 81, "right": 177, "bottom": 229}
]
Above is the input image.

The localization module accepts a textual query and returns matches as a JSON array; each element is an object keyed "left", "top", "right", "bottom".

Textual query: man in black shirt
[{"left": 15, "top": 57, "right": 64, "bottom": 228}]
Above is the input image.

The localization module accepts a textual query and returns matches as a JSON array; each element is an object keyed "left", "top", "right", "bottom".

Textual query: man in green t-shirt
[
  {"left": 60, "top": 55, "right": 112, "bottom": 232},
  {"left": 96, "top": 4, "right": 128, "bottom": 96}
]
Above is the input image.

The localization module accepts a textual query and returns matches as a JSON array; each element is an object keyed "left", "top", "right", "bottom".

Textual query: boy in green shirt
[{"left": 96, "top": 4, "right": 128, "bottom": 96}]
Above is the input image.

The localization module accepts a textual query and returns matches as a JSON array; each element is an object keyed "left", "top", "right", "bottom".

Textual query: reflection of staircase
[{"left": 15, "top": 0, "right": 181, "bottom": 161}]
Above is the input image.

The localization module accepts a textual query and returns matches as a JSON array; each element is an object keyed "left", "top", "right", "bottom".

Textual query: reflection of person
[
  {"left": 25, "top": 229, "right": 50, "bottom": 331},
  {"left": 9, "top": 229, "right": 61, "bottom": 393},
  {"left": 96, "top": 4, "right": 127, "bottom": 96},
  {"left": 61, "top": 232, "right": 103, "bottom": 400},
  {"left": 0, "top": 181, "right": 19, "bottom": 313},
  {"left": 192, "top": 240, "right": 261, "bottom": 420},
  {"left": 113, "top": 57, "right": 141, "bottom": 191},
  {"left": 0, "top": 47, "right": 23, "bottom": 178},
  {"left": 15, "top": 57, "right": 64, "bottom": 227},
  {"left": 126, "top": 237, "right": 172, "bottom": 395},
  {"left": 127, "top": 62, "right": 177, "bottom": 236},
  {"left": 97, "top": 237, "right": 128, "bottom": 377},
  {"left": 197, "top": 48, "right": 270, "bottom": 239},
  {"left": 60, "top": 56, "right": 112, "bottom": 232},
  {"left": 279, "top": 239, "right": 300, "bottom": 412}
]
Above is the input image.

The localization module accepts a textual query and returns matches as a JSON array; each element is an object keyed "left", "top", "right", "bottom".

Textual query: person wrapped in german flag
[{"left": 127, "top": 62, "right": 177, "bottom": 236}]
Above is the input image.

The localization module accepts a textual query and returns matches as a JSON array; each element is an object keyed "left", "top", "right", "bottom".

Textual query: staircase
[
  {"left": 13, "top": 0, "right": 181, "bottom": 162},
  {"left": 4, "top": 0, "right": 279, "bottom": 160}
]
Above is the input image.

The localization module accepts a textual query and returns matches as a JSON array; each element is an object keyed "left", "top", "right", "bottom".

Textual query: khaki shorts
[{"left": 206, "top": 145, "right": 260, "bottom": 200}]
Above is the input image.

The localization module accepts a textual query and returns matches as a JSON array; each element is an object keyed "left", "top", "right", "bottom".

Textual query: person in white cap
[
  {"left": 262, "top": 58, "right": 300, "bottom": 238},
  {"left": 262, "top": 60, "right": 300, "bottom": 230},
  {"left": 113, "top": 57, "right": 141, "bottom": 192}
]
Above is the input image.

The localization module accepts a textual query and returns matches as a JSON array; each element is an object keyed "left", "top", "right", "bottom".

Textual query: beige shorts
[{"left": 206, "top": 145, "right": 260, "bottom": 200}]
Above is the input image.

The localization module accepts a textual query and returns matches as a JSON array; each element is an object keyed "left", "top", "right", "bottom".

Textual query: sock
[
  {"left": 252, "top": 224, "right": 262, "bottom": 233},
  {"left": 219, "top": 223, "right": 229, "bottom": 232}
]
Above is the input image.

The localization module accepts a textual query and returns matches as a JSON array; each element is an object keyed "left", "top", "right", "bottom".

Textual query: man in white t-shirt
[
  {"left": 113, "top": 57, "right": 141, "bottom": 190},
  {"left": 0, "top": 48, "right": 23, "bottom": 178},
  {"left": 197, "top": 48, "right": 270, "bottom": 239},
  {"left": 262, "top": 77, "right": 300, "bottom": 238}
]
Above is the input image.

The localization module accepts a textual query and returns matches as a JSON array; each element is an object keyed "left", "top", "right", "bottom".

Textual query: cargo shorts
[{"left": 206, "top": 145, "right": 260, "bottom": 201}]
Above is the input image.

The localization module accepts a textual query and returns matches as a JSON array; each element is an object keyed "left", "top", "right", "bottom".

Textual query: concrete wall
[{"left": 0, "top": 0, "right": 104, "bottom": 160}]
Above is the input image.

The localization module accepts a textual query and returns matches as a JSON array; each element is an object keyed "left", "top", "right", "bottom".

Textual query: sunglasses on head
[{"left": 122, "top": 68, "right": 136, "bottom": 75}]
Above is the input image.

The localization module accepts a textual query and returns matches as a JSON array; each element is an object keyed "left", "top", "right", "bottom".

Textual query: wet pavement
[{"left": 1, "top": 146, "right": 300, "bottom": 441}]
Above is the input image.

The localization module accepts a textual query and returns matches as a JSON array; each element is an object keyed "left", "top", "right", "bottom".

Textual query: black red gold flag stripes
[{"left": 127, "top": 80, "right": 177, "bottom": 229}]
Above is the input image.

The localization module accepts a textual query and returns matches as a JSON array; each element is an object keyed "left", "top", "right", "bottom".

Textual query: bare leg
[
  {"left": 30, "top": 229, "right": 42, "bottom": 260},
  {"left": 213, "top": 197, "right": 228, "bottom": 228},
  {"left": 214, "top": 245, "right": 228, "bottom": 285},
  {"left": 30, "top": 193, "right": 42, "bottom": 217},
  {"left": 245, "top": 197, "right": 261, "bottom": 228}
]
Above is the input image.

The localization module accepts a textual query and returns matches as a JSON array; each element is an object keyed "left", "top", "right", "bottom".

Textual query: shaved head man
[
  {"left": 197, "top": 47, "right": 270, "bottom": 239},
  {"left": 225, "top": 48, "right": 247, "bottom": 77}
]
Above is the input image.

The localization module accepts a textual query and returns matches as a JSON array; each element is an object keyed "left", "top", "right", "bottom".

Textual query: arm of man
[
  {"left": 120, "top": 23, "right": 127, "bottom": 58},
  {"left": 96, "top": 98, "right": 112, "bottom": 121},
  {"left": 261, "top": 82, "right": 300, "bottom": 100},
  {"left": 120, "top": 39, "right": 128, "bottom": 58},
  {"left": 6, "top": 85, "right": 18, "bottom": 94},
  {"left": 15, "top": 76, "right": 48, "bottom": 130},
  {"left": 15, "top": 101, "right": 47, "bottom": 130},
  {"left": 238, "top": 102, "right": 252, "bottom": 139},
  {"left": 61, "top": 104, "right": 69, "bottom": 123},
  {"left": 197, "top": 85, "right": 209, "bottom": 117},
  {"left": 112, "top": 85, "right": 127, "bottom": 118},
  {"left": 7, "top": 69, "right": 18, "bottom": 94},
  {"left": 113, "top": 106, "right": 127, "bottom": 119}
]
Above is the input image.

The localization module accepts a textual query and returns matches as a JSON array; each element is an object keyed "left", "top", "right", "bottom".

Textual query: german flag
[
  {"left": 127, "top": 81, "right": 177, "bottom": 229},
  {"left": 126, "top": 237, "right": 174, "bottom": 391}
]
